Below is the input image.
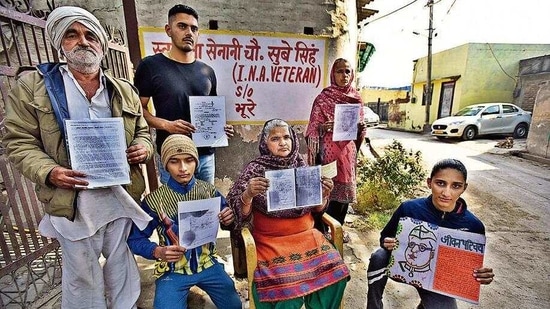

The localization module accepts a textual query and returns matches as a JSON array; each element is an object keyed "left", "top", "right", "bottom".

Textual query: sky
[{"left": 358, "top": 0, "right": 550, "bottom": 88}]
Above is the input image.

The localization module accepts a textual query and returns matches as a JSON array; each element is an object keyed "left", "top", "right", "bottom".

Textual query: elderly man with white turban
[{"left": 3, "top": 6, "right": 154, "bottom": 309}]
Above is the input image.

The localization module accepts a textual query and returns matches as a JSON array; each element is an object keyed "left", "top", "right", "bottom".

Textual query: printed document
[
  {"left": 265, "top": 166, "right": 322, "bottom": 212},
  {"left": 190, "top": 96, "right": 228, "bottom": 147},
  {"left": 65, "top": 118, "right": 130, "bottom": 188},
  {"left": 321, "top": 161, "right": 337, "bottom": 178},
  {"left": 333, "top": 104, "right": 360, "bottom": 141}
]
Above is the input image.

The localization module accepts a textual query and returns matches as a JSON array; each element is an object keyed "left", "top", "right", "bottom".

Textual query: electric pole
[{"left": 423, "top": 0, "right": 434, "bottom": 133}]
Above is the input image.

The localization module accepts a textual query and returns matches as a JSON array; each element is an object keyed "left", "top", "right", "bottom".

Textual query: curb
[{"left": 511, "top": 151, "right": 550, "bottom": 165}]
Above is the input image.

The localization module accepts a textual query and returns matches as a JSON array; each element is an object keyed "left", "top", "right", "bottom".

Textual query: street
[{"left": 341, "top": 127, "right": 550, "bottom": 309}]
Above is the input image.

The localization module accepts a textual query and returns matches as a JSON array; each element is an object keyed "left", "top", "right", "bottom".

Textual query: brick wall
[
  {"left": 515, "top": 55, "right": 550, "bottom": 111},
  {"left": 519, "top": 55, "right": 550, "bottom": 157}
]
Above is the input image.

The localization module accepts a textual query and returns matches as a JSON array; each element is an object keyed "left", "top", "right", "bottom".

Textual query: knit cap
[{"left": 161, "top": 134, "right": 199, "bottom": 168}]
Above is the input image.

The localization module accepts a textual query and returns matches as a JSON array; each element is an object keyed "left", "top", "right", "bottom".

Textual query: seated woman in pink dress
[{"left": 227, "top": 118, "right": 350, "bottom": 309}]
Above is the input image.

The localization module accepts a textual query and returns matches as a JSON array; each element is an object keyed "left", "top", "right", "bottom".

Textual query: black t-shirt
[{"left": 134, "top": 53, "right": 217, "bottom": 155}]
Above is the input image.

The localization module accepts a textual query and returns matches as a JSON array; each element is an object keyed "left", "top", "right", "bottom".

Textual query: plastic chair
[{"left": 241, "top": 213, "right": 344, "bottom": 309}]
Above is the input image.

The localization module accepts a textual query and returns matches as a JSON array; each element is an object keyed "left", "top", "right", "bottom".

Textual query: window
[
  {"left": 483, "top": 105, "right": 500, "bottom": 115},
  {"left": 502, "top": 104, "right": 519, "bottom": 114},
  {"left": 303, "top": 27, "right": 314, "bottom": 35},
  {"left": 209, "top": 20, "right": 218, "bottom": 30},
  {"left": 421, "top": 83, "right": 434, "bottom": 106}
]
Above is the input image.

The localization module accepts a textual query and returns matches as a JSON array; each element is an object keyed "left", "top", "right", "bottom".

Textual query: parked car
[
  {"left": 431, "top": 103, "right": 531, "bottom": 140},
  {"left": 363, "top": 106, "right": 380, "bottom": 127}
]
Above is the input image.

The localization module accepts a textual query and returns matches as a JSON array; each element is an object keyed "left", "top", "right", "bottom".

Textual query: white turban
[{"left": 46, "top": 6, "right": 109, "bottom": 55}]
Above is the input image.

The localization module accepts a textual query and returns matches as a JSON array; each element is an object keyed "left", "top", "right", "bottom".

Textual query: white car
[
  {"left": 431, "top": 103, "right": 532, "bottom": 140},
  {"left": 363, "top": 106, "right": 380, "bottom": 127}
]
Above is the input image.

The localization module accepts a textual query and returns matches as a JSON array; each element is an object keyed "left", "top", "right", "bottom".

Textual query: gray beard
[{"left": 63, "top": 46, "right": 103, "bottom": 74}]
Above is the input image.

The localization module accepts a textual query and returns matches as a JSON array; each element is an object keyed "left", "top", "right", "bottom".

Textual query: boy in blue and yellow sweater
[{"left": 128, "top": 134, "right": 241, "bottom": 309}]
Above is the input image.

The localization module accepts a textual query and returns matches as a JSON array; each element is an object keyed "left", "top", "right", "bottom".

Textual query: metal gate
[
  {"left": 367, "top": 102, "right": 388, "bottom": 122},
  {"left": 0, "top": 1, "right": 134, "bottom": 308}
]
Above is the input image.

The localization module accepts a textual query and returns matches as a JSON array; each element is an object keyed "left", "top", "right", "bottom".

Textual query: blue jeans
[
  {"left": 366, "top": 247, "right": 457, "bottom": 309},
  {"left": 195, "top": 153, "right": 215, "bottom": 184},
  {"left": 157, "top": 153, "right": 215, "bottom": 185},
  {"left": 154, "top": 262, "right": 241, "bottom": 309}
]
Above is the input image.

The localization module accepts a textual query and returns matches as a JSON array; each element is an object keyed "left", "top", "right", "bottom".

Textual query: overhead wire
[
  {"left": 431, "top": 0, "right": 457, "bottom": 37},
  {"left": 360, "top": 0, "right": 420, "bottom": 27},
  {"left": 445, "top": 0, "right": 458, "bottom": 14},
  {"left": 486, "top": 43, "right": 518, "bottom": 83}
]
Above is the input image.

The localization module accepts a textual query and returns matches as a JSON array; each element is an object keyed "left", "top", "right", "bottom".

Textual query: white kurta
[{"left": 39, "top": 186, "right": 151, "bottom": 240}]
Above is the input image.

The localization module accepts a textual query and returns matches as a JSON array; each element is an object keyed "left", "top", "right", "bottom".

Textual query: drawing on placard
[{"left": 388, "top": 217, "right": 486, "bottom": 304}]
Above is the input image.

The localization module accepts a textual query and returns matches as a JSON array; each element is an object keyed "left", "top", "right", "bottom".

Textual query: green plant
[
  {"left": 349, "top": 211, "right": 393, "bottom": 231},
  {"left": 356, "top": 179, "right": 399, "bottom": 213},
  {"left": 354, "top": 140, "right": 426, "bottom": 221}
]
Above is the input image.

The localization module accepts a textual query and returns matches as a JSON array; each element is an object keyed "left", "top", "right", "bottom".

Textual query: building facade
[
  {"left": 518, "top": 55, "right": 550, "bottom": 158},
  {"left": 389, "top": 43, "right": 550, "bottom": 132}
]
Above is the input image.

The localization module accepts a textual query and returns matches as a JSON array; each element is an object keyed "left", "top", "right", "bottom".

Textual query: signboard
[{"left": 139, "top": 28, "right": 329, "bottom": 124}]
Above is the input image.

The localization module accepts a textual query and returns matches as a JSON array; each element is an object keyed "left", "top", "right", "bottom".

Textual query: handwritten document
[
  {"left": 333, "top": 104, "right": 360, "bottom": 141},
  {"left": 190, "top": 96, "right": 228, "bottom": 147},
  {"left": 265, "top": 166, "right": 322, "bottom": 212},
  {"left": 177, "top": 197, "right": 221, "bottom": 249},
  {"left": 388, "top": 217, "right": 486, "bottom": 304},
  {"left": 65, "top": 118, "right": 130, "bottom": 188}
]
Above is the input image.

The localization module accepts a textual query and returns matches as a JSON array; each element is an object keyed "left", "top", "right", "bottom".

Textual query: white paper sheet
[
  {"left": 177, "top": 197, "right": 221, "bottom": 249},
  {"left": 295, "top": 166, "right": 323, "bottom": 207},
  {"left": 65, "top": 118, "right": 130, "bottom": 188},
  {"left": 333, "top": 104, "right": 360, "bottom": 141},
  {"left": 266, "top": 168, "right": 297, "bottom": 211},
  {"left": 321, "top": 161, "right": 338, "bottom": 178},
  {"left": 190, "top": 96, "right": 229, "bottom": 147}
]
